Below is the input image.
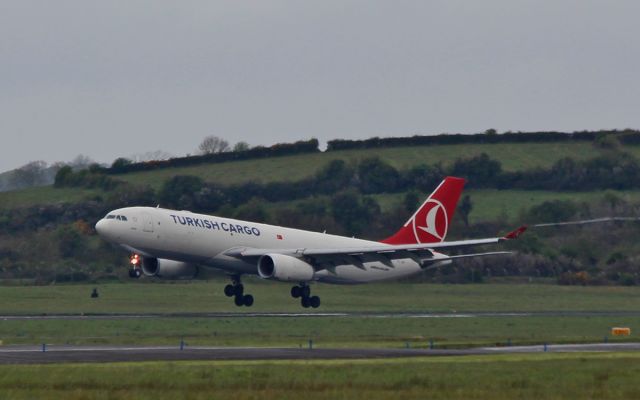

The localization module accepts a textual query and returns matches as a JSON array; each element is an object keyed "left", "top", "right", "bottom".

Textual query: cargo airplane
[{"left": 95, "top": 177, "right": 526, "bottom": 308}]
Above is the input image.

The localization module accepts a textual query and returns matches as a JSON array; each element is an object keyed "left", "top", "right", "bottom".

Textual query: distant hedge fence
[
  {"left": 326, "top": 130, "right": 640, "bottom": 151},
  {"left": 105, "top": 130, "right": 640, "bottom": 175},
  {"left": 107, "top": 139, "right": 321, "bottom": 174}
]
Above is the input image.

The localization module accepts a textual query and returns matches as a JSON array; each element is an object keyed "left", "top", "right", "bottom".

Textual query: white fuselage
[{"left": 96, "top": 206, "right": 441, "bottom": 284}]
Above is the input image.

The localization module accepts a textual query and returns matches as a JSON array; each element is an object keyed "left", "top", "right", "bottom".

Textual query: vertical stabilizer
[{"left": 381, "top": 176, "right": 466, "bottom": 245}]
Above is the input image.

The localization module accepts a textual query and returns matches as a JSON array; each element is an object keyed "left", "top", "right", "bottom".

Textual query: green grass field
[
  {"left": 2, "top": 281, "right": 640, "bottom": 314},
  {"left": 0, "top": 282, "right": 638, "bottom": 347},
  {"left": 2, "top": 314, "right": 635, "bottom": 348},
  {"left": 1, "top": 353, "right": 639, "bottom": 399}
]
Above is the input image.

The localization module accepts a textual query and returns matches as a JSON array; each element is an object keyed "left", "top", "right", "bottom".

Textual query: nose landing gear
[
  {"left": 291, "top": 284, "right": 320, "bottom": 308},
  {"left": 224, "top": 276, "right": 254, "bottom": 307},
  {"left": 128, "top": 268, "right": 142, "bottom": 278},
  {"left": 128, "top": 254, "right": 142, "bottom": 278}
]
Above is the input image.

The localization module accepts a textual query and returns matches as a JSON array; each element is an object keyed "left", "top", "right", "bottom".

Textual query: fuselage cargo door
[{"left": 142, "top": 212, "right": 154, "bottom": 233}]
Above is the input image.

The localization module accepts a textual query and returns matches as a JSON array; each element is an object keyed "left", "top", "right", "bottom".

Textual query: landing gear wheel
[
  {"left": 310, "top": 296, "right": 321, "bottom": 309},
  {"left": 301, "top": 297, "right": 311, "bottom": 308},
  {"left": 227, "top": 276, "right": 253, "bottom": 307},
  {"left": 301, "top": 286, "right": 311, "bottom": 298},
  {"left": 129, "top": 269, "right": 141, "bottom": 278},
  {"left": 291, "top": 286, "right": 302, "bottom": 298},
  {"left": 243, "top": 294, "right": 254, "bottom": 307}
]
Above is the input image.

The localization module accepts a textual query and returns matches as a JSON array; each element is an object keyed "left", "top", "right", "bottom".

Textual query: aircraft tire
[
  {"left": 243, "top": 294, "right": 254, "bottom": 307},
  {"left": 234, "top": 295, "right": 245, "bottom": 307},
  {"left": 233, "top": 284, "right": 244, "bottom": 297},
  {"left": 291, "top": 286, "right": 302, "bottom": 298},
  {"left": 310, "top": 296, "right": 320, "bottom": 308},
  {"left": 301, "top": 297, "right": 311, "bottom": 308},
  {"left": 224, "top": 284, "right": 235, "bottom": 297},
  {"left": 301, "top": 286, "right": 311, "bottom": 298}
]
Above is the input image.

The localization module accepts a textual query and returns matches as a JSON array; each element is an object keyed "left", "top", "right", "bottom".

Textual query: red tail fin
[{"left": 381, "top": 177, "right": 466, "bottom": 245}]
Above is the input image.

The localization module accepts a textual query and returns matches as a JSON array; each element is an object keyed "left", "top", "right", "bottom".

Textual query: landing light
[{"left": 130, "top": 254, "right": 140, "bottom": 266}]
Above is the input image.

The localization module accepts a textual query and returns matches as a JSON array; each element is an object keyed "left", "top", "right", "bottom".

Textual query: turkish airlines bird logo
[{"left": 413, "top": 199, "right": 448, "bottom": 243}]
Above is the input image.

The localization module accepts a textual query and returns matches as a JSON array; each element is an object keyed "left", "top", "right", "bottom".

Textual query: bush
[
  {"left": 330, "top": 190, "right": 380, "bottom": 235},
  {"left": 157, "top": 176, "right": 205, "bottom": 209},
  {"left": 55, "top": 224, "right": 87, "bottom": 258},
  {"left": 357, "top": 158, "right": 401, "bottom": 194},
  {"left": 527, "top": 200, "right": 579, "bottom": 223}
]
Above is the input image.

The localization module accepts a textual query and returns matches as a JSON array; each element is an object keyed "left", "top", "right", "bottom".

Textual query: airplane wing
[{"left": 225, "top": 226, "right": 527, "bottom": 267}]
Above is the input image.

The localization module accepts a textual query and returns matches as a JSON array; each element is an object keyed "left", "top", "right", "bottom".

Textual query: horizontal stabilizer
[{"left": 422, "top": 251, "right": 513, "bottom": 269}]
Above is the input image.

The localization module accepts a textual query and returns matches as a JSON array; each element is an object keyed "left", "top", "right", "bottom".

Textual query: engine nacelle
[
  {"left": 141, "top": 257, "right": 198, "bottom": 279},
  {"left": 257, "top": 254, "right": 315, "bottom": 282}
]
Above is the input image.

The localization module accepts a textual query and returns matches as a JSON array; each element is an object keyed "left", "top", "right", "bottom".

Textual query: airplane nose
[{"left": 95, "top": 219, "right": 106, "bottom": 236}]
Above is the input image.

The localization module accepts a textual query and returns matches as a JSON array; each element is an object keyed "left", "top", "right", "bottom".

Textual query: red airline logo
[{"left": 413, "top": 199, "right": 448, "bottom": 243}]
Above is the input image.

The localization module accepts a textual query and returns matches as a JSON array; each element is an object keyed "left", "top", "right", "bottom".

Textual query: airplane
[{"left": 95, "top": 176, "right": 526, "bottom": 308}]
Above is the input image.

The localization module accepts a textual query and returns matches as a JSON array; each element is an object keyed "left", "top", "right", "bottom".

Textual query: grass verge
[
  {"left": 0, "top": 282, "right": 638, "bottom": 347},
  {"left": 0, "top": 353, "right": 639, "bottom": 399}
]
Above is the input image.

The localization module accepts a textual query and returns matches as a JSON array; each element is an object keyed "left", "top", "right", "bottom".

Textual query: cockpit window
[{"left": 106, "top": 214, "right": 128, "bottom": 221}]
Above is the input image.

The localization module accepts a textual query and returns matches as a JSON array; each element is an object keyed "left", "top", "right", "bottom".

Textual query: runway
[
  {"left": 2, "top": 310, "right": 640, "bottom": 320},
  {"left": 0, "top": 343, "right": 639, "bottom": 364}
]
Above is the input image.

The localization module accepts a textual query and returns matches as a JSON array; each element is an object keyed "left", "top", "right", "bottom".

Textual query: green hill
[
  {"left": 118, "top": 141, "right": 603, "bottom": 189},
  {"left": 0, "top": 139, "right": 629, "bottom": 211}
]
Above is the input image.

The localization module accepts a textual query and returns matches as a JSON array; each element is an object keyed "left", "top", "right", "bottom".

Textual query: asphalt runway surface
[
  {"left": 0, "top": 343, "right": 639, "bottom": 364},
  {"left": 2, "top": 311, "right": 640, "bottom": 320}
]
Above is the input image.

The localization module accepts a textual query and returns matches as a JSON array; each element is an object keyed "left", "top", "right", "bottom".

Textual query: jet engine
[
  {"left": 141, "top": 257, "right": 198, "bottom": 279},
  {"left": 257, "top": 254, "right": 315, "bottom": 282}
]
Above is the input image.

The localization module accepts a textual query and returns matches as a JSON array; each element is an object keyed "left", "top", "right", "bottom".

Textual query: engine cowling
[
  {"left": 141, "top": 257, "right": 198, "bottom": 279},
  {"left": 257, "top": 254, "right": 315, "bottom": 282}
]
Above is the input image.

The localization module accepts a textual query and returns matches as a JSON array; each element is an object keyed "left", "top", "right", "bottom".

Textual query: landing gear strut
[
  {"left": 128, "top": 268, "right": 142, "bottom": 278},
  {"left": 291, "top": 284, "right": 320, "bottom": 308},
  {"left": 224, "top": 276, "right": 254, "bottom": 307}
]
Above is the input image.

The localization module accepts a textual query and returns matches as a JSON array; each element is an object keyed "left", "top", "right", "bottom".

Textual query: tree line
[{"left": 54, "top": 150, "right": 640, "bottom": 203}]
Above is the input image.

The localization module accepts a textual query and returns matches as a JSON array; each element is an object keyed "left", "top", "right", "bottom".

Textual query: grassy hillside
[
  {"left": 117, "top": 141, "right": 606, "bottom": 189},
  {"left": 0, "top": 140, "right": 626, "bottom": 210},
  {"left": 0, "top": 186, "right": 100, "bottom": 209},
  {"left": 1, "top": 140, "right": 638, "bottom": 230}
]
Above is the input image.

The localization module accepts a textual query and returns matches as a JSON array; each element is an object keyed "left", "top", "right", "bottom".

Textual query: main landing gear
[
  {"left": 291, "top": 284, "right": 320, "bottom": 308},
  {"left": 224, "top": 276, "right": 254, "bottom": 307}
]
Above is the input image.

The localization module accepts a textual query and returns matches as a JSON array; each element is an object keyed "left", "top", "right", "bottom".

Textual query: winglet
[{"left": 503, "top": 225, "right": 528, "bottom": 240}]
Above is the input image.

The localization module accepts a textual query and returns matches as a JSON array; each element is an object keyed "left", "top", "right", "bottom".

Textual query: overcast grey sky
[{"left": 1, "top": 1, "right": 639, "bottom": 172}]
